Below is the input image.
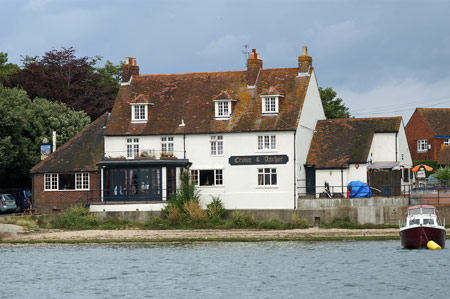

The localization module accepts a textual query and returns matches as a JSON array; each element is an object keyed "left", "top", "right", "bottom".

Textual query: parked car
[
  {"left": 0, "top": 189, "right": 32, "bottom": 212},
  {"left": 0, "top": 194, "right": 17, "bottom": 213}
]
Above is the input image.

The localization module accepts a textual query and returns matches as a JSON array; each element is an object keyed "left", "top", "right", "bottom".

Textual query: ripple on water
[{"left": 1, "top": 241, "right": 450, "bottom": 299}]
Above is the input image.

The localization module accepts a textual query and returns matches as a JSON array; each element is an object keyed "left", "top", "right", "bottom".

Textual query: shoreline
[{"left": 1, "top": 227, "right": 403, "bottom": 245}]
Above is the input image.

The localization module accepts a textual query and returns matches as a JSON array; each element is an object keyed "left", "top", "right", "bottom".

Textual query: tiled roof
[
  {"left": 306, "top": 117, "right": 402, "bottom": 168},
  {"left": 417, "top": 108, "right": 450, "bottom": 136},
  {"left": 104, "top": 67, "right": 311, "bottom": 136},
  {"left": 212, "top": 90, "right": 237, "bottom": 101},
  {"left": 438, "top": 145, "right": 450, "bottom": 165},
  {"left": 30, "top": 113, "right": 108, "bottom": 173}
]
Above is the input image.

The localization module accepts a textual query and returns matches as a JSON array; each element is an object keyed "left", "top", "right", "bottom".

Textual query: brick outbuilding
[{"left": 405, "top": 108, "right": 450, "bottom": 162}]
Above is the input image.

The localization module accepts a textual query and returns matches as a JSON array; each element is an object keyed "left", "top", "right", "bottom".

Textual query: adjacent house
[
  {"left": 405, "top": 108, "right": 450, "bottom": 162},
  {"left": 30, "top": 113, "right": 108, "bottom": 214},
  {"left": 305, "top": 117, "right": 413, "bottom": 197}
]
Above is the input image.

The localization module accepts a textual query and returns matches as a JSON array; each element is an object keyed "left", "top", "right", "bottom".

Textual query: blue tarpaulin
[{"left": 347, "top": 181, "right": 372, "bottom": 198}]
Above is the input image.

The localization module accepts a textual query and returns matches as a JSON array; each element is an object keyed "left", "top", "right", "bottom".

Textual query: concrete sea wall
[{"left": 88, "top": 197, "right": 450, "bottom": 226}]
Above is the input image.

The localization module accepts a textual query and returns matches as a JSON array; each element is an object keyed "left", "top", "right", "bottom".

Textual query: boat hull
[{"left": 400, "top": 226, "right": 446, "bottom": 249}]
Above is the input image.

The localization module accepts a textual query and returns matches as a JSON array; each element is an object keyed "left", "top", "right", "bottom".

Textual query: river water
[{"left": 2, "top": 240, "right": 449, "bottom": 298}]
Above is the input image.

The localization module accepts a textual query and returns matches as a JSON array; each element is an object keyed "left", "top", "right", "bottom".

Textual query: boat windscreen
[
  {"left": 409, "top": 208, "right": 421, "bottom": 216},
  {"left": 423, "top": 218, "right": 435, "bottom": 225},
  {"left": 422, "top": 208, "right": 435, "bottom": 215}
]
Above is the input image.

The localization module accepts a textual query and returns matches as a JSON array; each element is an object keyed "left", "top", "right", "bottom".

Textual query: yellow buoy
[{"left": 427, "top": 240, "right": 442, "bottom": 250}]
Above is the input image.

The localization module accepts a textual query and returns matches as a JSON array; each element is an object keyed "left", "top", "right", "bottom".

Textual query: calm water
[{"left": 1, "top": 241, "right": 449, "bottom": 298}]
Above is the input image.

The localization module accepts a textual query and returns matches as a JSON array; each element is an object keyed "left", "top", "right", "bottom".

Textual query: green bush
[
  {"left": 433, "top": 165, "right": 450, "bottom": 184},
  {"left": 231, "top": 211, "right": 257, "bottom": 228},
  {"left": 207, "top": 196, "right": 227, "bottom": 220},
  {"left": 49, "top": 205, "right": 98, "bottom": 230}
]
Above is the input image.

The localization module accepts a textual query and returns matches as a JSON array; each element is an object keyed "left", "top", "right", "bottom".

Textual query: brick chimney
[
  {"left": 298, "top": 46, "right": 312, "bottom": 74},
  {"left": 247, "top": 49, "right": 262, "bottom": 87},
  {"left": 122, "top": 57, "right": 139, "bottom": 83}
]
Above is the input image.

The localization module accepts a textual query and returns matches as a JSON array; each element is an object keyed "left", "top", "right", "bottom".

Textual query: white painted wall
[
  {"left": 295, "top": 70, "right": 326, "bottom": 196},
  {"left": 186, "top": 131, "right": 296, "bottom": 209},
  {"left": 315, "top": 164, "right": 368, "bottom": 198},
  {"left": 104, "top": 135, "right": 184, "bottom": 159},
  {"left": 370, "top": 133, "right": 397, "bottom": 162}
]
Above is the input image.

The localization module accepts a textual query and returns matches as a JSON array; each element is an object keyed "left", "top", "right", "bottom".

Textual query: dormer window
[
  {"left": 212, "top": 90, "right": 237, "bottom": 120},
  {"left": 131, "top": 103, "right": 148, "bottom": 123},
  {"left": 262, "top": 96, "right": 279, "bottom": 114},
  {"left": 215, "top": 101, "right": 232, "bottom": 119},
  {"left": 260, "top": 87, "right": 283, "bottom": 115}
]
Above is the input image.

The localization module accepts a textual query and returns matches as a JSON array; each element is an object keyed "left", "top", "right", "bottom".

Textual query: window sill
[
  {"left": 44, "top": 189, "right": 90, "bottom": 192},
  {"left": 215, "top": 117, "right": 231, "bottom": 120},
  {"left": 197, "top": 185, "right": 224, "bottom": 188},
  {"left": 256, "top": 150, "right": 278, "bottom": 153},
  {"left": 256, "top": 185, "right": 278, "bottom": 189},
  {"left": 210, "top": 154, "right": 224, "bottom": 157},
  {"left": 131, "top": 120, "right": 148, "bottom": 123},
  {"left": 417, "top": 150, "right": 428, "bottom": 153}
]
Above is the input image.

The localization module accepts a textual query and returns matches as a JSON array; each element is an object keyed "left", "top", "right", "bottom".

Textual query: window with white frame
[
  {"left": 444, "top": 138, "right": 450, "bottom": 145},
  {"left": 127, "top": 138, "right": 139, "bottom": 158},
  {"left": 210, "top": 135, "right": 223, "bottom": 155},
  {"left": 131, "top": 104, "right": 147, "bottom": 122},
  {"left": 262, "top": 96, "right": 278, "bottom": 114},
  {"left": 75, "top": 173, "right": 89, "bottom": 190},
  {"left": 161, "top": 137, "right": 174, "bottom": 154},
  {"left": 215, "top": 101, "right": 231, "bottom": 118},
  {"left": 417, "top": 139, "right": 428, "bottom": 152},
  {"left": 257, "top": 135, "right": 276, "bottom": 150},
  {"left": 44, "top": 173, "right": 58, "bottom": 190},
  {"left": 190, "top": 169, "right": 223, "bottom": 186},
  {"left": 44, "top": 173, "right": 90, "bottom": 190},
  {"left": 258, "top": 168, "right": 277, "bottom": 186}
]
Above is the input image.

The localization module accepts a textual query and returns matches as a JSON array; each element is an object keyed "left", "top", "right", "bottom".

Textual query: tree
[
  {"left": 433, "top": 166, "right": 450, "bottom": 185},
  {"left": 0, "top": 52, "right": 20, "bottom": 81},
  {"left": 0, "top": 84, "right": 90, "bottom": 187},
  {"left": 6, "top": 47, "right": 121, "bottom": 119},
  {"left": 319, "top": 87, "right": 351, "bottom": 119}
]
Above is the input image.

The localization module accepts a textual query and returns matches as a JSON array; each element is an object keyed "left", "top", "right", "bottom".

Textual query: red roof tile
[
  {"left": 104, "top": 67, "right": 311, "bottom": 136},
  {"left": 306, "top": 117, "right": 402, "bottom": 168},
  {"left": 417, "top": 108, "right": 450, "bottom": 136}
]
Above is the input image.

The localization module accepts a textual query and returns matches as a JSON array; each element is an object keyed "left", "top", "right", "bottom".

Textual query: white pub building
[{"left": 93, "top": 47, "right": 326, "bottom": 212}]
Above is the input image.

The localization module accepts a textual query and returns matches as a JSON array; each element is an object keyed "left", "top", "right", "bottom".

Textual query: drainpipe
[
  {"left": 294, "top": 131, "right": 297, "bottom": 209},
  {"left": 341, "top": 169, "right": 344, "bottom": 196},
  {"left": 183, "top": 133, "right": 186, "bottom": 159},
  {"left": 395, "top": 132, "right": 398, "bottom": 162}
]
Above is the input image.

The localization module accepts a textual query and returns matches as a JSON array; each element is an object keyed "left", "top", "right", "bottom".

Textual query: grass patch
[{"left": 320, "top": 216, "right": 398, "bottom": 229}]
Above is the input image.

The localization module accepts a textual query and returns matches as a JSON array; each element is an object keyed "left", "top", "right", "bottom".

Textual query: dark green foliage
[
  {"left": 206, "top": 196, "right": 227, "bottom": 220},
  {"left": 0, "top": 52, "right": 20, "bottom": 81},
  {"left": 433, "top": 165, "right": 450, "bottom": 184},
  {"left": 162, "top": 170, "right": 200, "bottom": 217},
  {"left": 0, "top": 85, "right": 90, "bottom": 187},
  {"left": 49, "top": 205, "right": 98, "bottom": 230},
  {"left": 319, "top": 87, "right": 351, "bottom": 119},
  {"left": 5, "top": 47, "right": 121, "bottom": 119}
]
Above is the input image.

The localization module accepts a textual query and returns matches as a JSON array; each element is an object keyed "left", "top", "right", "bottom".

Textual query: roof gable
[
  {"left": 306, "top": 117, "right": 401, "bottom": 168},
  {"left": 417, "top": 108, "right": 450, "bottom": 136},
  {"left": 30, "top": 113, "right": 108, "bottom": 173}
]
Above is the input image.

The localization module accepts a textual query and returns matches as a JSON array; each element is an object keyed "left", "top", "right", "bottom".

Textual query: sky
[{"left": 1, "top": 0, "right": 450, "bottom": 123}]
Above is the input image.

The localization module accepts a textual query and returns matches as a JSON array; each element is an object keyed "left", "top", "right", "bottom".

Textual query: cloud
[
  {"left": 25, "top": 0, "right": 56, "bottom": 11},
  {"left": 337, "top": 75, "right": 450, "bottom": 123},
  {"left": 201, "top": 34, "right": 250, "bottom": 57}
]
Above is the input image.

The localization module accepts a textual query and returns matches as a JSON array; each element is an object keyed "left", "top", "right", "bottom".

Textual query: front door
[{"left": 305, "top": 166, "right": 316, "bottom": 195}]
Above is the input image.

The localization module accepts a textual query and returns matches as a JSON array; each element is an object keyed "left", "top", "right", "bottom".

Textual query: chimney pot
[
  {"left": 247, "top": 49, "right": 262, "bottom": 87},
  {"left": 298, "top": 45, "right": 312, "bottom": 74},
  {"left": 122, "top": 57, "right": 139, "bottom": 83}
]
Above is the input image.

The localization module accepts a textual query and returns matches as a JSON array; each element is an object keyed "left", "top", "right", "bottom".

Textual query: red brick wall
[
  {"left": 32, "top": 172, "right": 100, "bottom": 214},
  {"left": 405, "top": 111, "right": 437, "bottom": 161}
]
